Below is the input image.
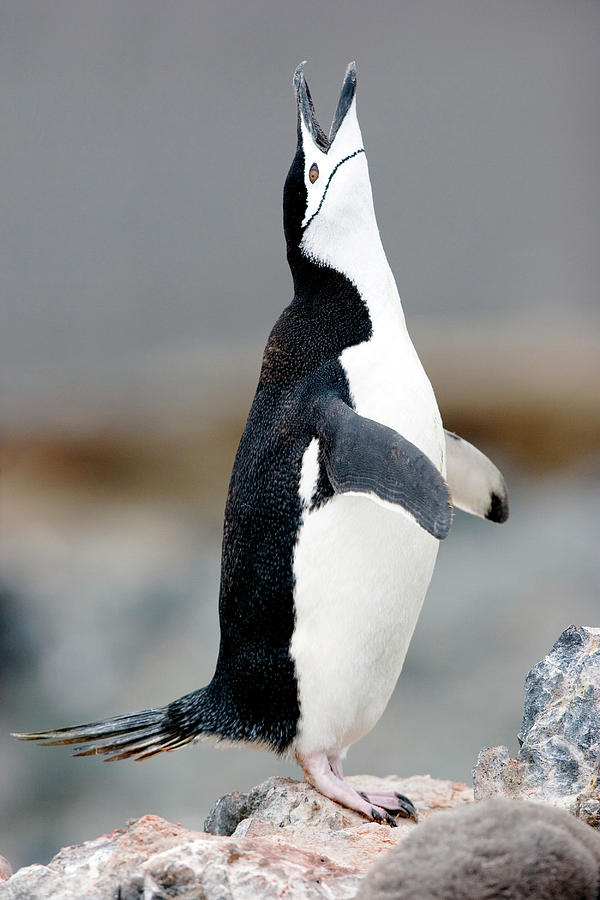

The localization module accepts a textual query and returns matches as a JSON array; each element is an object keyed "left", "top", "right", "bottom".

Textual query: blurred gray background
[{"left": 1, "top": 0, "right": 599, "bottom": 872}]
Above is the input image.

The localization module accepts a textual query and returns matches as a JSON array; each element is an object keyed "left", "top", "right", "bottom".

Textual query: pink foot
[
  {"left": 327, "top": 755, "right": 418, "bottom": 822},
  {"left": 298, "top": 751, "right": 398, "bottom": 827}
]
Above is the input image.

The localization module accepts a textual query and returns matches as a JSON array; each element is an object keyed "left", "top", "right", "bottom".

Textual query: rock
[
  {"left": 206, "top": 774, "right": 473, "bottom": 872},
  {"left": 473, "top": 625, "right": 600, "bottom": 825},
  {"left": 0, "top": 858, "right": 12, "bottom": 884},
  {"left": 0, "top": 774, "right": 472, "bottom": 899},
  {"left": 355, "top": 797, "right": 600, "bottom": 900}
]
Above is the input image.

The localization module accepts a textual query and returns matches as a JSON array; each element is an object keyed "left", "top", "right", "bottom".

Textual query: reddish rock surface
[{"left": 0, "top": 774, "right": 472, "bottom": 899}]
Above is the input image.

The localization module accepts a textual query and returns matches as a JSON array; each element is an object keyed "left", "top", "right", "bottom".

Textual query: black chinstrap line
[{"left": 304, "top": 148, "right": 365, "bottom": 229}]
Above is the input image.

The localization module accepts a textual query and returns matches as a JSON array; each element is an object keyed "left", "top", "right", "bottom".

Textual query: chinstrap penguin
[{"left": 13, "top": 62, "right": 508, "bottom": 825}]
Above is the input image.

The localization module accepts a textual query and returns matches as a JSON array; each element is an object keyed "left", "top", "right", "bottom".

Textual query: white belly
[
  {"left": 291, "top": 318, "right": 444, "bottom": 758},
  {"left": 291, "top": 495, "right": 438, "bottom": 757}
]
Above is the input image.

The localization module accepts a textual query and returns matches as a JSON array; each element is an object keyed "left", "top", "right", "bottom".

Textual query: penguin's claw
[
  {"left": 394, "top": 792, "right": 419, "bottom": 821},
  {"left": 359, "top": 790, "right": 419, "bottom": 822},
  {"left": 369, "top": 806, "right": 397, "bottom": 827}
]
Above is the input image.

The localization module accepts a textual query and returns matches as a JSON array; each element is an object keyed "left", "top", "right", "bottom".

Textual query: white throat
[
  {"left": 300, "top": 151, "right": 406, "bottom": 332},
  {"left": 298, "top": 129, "right": 442, "bottom": 470}
]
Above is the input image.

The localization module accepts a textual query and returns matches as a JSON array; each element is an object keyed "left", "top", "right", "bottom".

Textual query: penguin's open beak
[
  {"left": 294, "top": 61, "right": 357, "bottom": 153},
  {"left": 329, "top": 61, "right": 357, "bottom": 144}
]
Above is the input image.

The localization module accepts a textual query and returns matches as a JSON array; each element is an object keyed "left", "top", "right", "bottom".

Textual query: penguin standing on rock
[{"left": 13, "top": 62, "right": 508, "bottom": 826}]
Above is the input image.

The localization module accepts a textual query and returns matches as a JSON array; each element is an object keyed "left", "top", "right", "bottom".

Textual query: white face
[
  {"left": 286, "top": 63, "right": 388, "bottom": 290},
  {"left": 298, "top": 95, "right": 384, "bottom": 284},
  {"left": 299, "top": 98, "right": 367, "bottom": 229}
]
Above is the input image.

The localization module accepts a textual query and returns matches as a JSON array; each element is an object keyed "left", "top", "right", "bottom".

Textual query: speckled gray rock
[{"left": 474, "top": 625, "right": 600, "bottom": 825}]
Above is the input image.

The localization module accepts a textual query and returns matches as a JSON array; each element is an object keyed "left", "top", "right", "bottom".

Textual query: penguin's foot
[
  {"left": 297, "top": 751, "right": 398, "bottom": 826},
  {"left": 358, "top": 790, "right": 418, "bottom": 821},
  {"left": 327, "top": 753, "right": 419, "bottom": 822}
]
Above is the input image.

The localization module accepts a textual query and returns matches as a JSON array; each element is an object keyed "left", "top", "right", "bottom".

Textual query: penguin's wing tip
[
  {"left": 486, "top": 489, "right": 509, "bottom": 523},
  {"left": 432, "top": 495, "right": 454, "bottom": 540}
]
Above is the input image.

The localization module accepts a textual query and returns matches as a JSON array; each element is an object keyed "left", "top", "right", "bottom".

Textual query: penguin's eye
[{"left": 309, "top": 163, "right": 319, "bottom": 184}]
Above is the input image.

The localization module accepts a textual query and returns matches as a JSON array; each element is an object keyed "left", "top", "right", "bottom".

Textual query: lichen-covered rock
[
  {"left": 473, "top": 625, "right": 600, "bottom": 826},
  {"left": 0, "top": 774, "right": 472, "bottom": 899}
]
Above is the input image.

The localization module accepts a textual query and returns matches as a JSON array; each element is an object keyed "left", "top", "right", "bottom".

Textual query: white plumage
[{"left": 291, "top": 92, "right": 444, "bottom": 760}]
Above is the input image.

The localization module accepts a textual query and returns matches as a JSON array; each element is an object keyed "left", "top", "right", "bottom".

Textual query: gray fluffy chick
[{"left": 356, "top": 798, "right": 600, "bottom": 900}]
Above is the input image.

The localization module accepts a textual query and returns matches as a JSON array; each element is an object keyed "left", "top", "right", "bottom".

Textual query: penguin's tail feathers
[{"left": 12, "top": 703, "right": 196, "bottom": 762}]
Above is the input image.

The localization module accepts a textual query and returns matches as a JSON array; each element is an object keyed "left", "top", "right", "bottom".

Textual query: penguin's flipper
[
  {"left": 444, "top": 430, "right": 509, "bottom": 523},
  {"left": 316, "top": 396, "right": 453, "bottom": 539}
]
